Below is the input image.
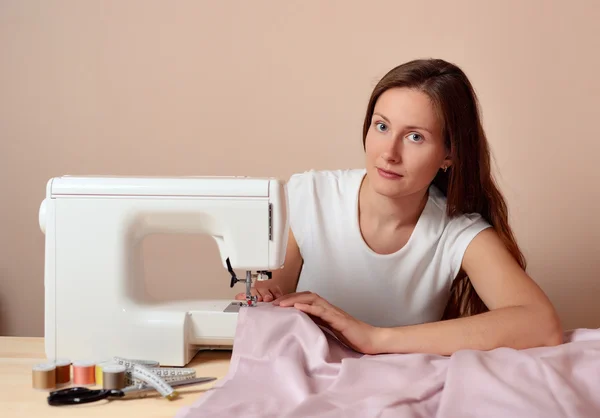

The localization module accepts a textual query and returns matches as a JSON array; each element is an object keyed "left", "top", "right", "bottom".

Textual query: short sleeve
[
  {"left": 285, "top": 171, "right": 314, "bottom": 249},
  {"left": 444, "top": 213, "right": 492, "bottom": 281}
]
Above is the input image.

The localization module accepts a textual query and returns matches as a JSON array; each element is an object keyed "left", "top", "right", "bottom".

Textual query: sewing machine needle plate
[{"left": 224, "top": 302, "right": 243, "bottom": 313}]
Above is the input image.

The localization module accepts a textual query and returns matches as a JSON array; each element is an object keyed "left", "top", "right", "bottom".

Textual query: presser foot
[
  {"left": 226, "top": 258, "right": 269, "bottom": 307},
  {"left": 244, "top": 294, "right": 258, "bottom": 307}
]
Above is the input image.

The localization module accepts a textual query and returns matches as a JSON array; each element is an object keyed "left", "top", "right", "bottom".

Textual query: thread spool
[
  {"left": 95, "top": 360, "right": 116, "bottom": 387},
  {"left": 32, "top": 363, "right": 56, "bottom": 390},
  {"left": 102, "top": 364, "right": 126, "bottom": 390},
  {"left": 72, "top": 360, "right": 96, "bottom": 386},
  {"left": 53, "top": 359, "right": 71, "bottom": 386}
]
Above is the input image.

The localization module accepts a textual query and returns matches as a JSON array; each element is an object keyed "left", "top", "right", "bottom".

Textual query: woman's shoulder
[
  {"left": 285, "top": 169, "right": 364, "bottom": 246},
  {"left": 426, "top": 184, "right": 492, "bottom": 238},
  {"left": 424, "top": 185, "right": 493, "bottom": 280},
  {"left": 286, "top": 168, "right": 365, "bottom": 193}
]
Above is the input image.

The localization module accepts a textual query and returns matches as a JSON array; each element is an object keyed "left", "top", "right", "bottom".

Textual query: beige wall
[{"left": 1, "top": 0, "right": 599, "bottom": 337}]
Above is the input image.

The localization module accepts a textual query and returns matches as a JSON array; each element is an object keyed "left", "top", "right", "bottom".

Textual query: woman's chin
[
  {"left": 370, "top": 181, "right": 409, "bottom": 199},
  {"left": 364, "top": 169, "right": 416, "bottom": 199}
]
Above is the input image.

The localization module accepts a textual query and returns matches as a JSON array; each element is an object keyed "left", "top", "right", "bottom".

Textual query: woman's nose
[{"left": 381, "top": 140, "right": 401, "bottom": 163}]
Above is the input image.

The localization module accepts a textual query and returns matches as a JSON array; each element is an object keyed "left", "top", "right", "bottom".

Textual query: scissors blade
[{"left": 121, "top": 377, "right": 217, "bottom": 396}]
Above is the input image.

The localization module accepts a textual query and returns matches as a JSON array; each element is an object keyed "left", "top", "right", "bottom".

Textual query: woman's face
[{"left": 364, "top": 87, "right": 450, "bottom": 199}]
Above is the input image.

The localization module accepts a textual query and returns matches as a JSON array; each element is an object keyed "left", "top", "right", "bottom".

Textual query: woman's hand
[
  {"left": 234, "top": 280, "right": 284, "bottom": 303},
  {"left": 273, "top": 291, "right": 382, "bottom": 355}
]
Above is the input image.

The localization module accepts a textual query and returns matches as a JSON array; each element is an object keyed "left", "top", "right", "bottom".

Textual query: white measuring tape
[
  {"left": 130, "top": 363, "right": 177, "bottom": 399},
  {"left": 109, "top": 356, "right": 197, "bottom": 400}
]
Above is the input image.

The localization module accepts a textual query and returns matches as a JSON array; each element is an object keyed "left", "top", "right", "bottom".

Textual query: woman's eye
[
  {"left": 407, "top": 133, "right": 423, "bottom": 142},
  {"left": 375, "top": 122, "right": 388, "bottom": 132}
]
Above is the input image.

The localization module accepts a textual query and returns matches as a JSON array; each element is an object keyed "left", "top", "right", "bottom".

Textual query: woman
[{"left": 236, "top": 58, "right": 563, "bottom": 356}]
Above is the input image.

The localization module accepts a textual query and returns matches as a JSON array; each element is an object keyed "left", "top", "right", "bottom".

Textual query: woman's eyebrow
[
  {"left": 374, "top": 112, "right": 432, "bottom": 134},
  {"left": 373, "top": 112, "right": 390, "bottom": 123},
  {"left": 404, "top": 125, "right": 433, "bottom": 134}
]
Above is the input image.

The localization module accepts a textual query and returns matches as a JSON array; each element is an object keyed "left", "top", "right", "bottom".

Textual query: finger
[
  {"left": 256, "top": 287, "right": 274, "bottom": 302},
  {"left": 273, "top": 291, "right": 311, "bottom": 305},
  {"left": 277, "top": 292, "right": 327, "bottom": 308},
  {"left": 271, "top": 285, "right": 284, "bottom": 299},
  {"left": 234, "top": 289, "right": 263, "bottom": 302},
  {"left": 264, "top": 285, "right": 284, "bottom": 301},
  {"left": 274, "top": 292, "right": 314, "bottom": 306},
  {"left": 293, "top": 302, "right": 327, "bottom": 317},
  {"left": 293, "top": 303, "right": 342, "bottom": 326}
]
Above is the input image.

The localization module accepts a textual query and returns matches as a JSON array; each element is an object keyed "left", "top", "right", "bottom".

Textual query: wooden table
[{"left": 0, "top": 337, "right": 232, "bottom": 418}]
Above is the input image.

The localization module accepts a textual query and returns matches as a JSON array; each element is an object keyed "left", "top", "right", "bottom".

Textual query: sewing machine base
[{"left": 46, "top": 300, "right": 261, "bottom": 367}]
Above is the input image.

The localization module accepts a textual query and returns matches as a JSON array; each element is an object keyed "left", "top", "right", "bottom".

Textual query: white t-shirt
[{"left": 286, "top": 168, "right": 491, "bottom": 328}]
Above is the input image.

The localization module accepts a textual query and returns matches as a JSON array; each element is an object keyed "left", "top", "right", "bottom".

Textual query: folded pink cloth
[{"left": 176, "top": 303, "right": 600, "bottom": 418}]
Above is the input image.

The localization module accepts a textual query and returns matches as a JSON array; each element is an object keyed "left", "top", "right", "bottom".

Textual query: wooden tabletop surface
[{"left": 0, "top": 336, "right": 232, "bottom": 418}]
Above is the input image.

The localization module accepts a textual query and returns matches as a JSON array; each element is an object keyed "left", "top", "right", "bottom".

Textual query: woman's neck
[{"left": 359, "top": 174, "right": 429, "bottom": 230}]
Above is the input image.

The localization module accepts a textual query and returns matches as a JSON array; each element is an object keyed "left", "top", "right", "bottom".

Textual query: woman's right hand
[{"left": 234, "top": 280, "right": 284, "bottom": 303}]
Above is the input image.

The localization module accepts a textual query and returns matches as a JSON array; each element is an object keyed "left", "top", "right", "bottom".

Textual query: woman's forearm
[{"left": 371, "top": 305, "right": 563, "bottom": 356}]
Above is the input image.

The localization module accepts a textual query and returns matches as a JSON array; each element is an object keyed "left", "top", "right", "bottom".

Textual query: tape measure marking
[
  {"left": 130, "top": 363, "right": 178, "bottom": 399},
  {"left": 112, "top": 357, "right": 196, "bottom": 382},
  {"left": 112, "top": 357, "right": 159, "bottom": 368},
  {"left": 111, "top": 356, "right": 196, "bottom": 400}
]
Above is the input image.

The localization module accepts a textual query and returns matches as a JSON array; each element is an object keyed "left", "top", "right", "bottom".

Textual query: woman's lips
[{"left": 377, "top": 167, "right": 403, "bottom": 179}]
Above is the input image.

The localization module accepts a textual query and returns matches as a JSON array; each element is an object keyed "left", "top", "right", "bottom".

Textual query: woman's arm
[
  {"left": 275, "top": 228, "right": 563, "bottom": 355},
  {"left": 371, "top": 228, "right": 563, "bottom": 355}
]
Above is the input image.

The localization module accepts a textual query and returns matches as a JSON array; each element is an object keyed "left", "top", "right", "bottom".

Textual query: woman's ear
[{"left": 441, "top": 156, "right": 452, "bottom": 172}]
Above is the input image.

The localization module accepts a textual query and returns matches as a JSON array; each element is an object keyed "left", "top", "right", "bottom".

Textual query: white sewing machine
[{"left": 38, "top": 175, "right": 288, "bottom": 366}]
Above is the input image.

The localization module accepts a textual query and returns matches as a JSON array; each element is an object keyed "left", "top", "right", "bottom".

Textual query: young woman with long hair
[{"left": 236, "top": 58, "right": 562, "bottom": 355}]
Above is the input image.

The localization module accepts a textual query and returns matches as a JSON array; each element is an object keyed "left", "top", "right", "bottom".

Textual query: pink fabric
[{"left": 176, "top": 303, "right": 600, "bottom": 418}]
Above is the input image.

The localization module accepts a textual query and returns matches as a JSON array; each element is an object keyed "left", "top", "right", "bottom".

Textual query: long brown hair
[{"left": 361, "top": 58, "right": 526, "bottom": 319}]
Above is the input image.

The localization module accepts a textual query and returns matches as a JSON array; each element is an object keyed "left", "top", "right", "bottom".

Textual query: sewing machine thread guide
[{"left": 226, "top": 257, "right": 239, "bottom": 288}]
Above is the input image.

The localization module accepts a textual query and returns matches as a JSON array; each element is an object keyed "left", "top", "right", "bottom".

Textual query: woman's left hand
[{"left": 273, "top": 291, "right": 382, "bottom": 354}]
